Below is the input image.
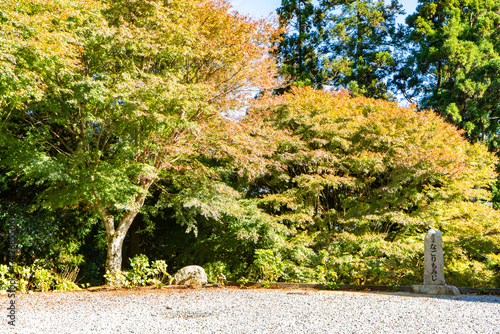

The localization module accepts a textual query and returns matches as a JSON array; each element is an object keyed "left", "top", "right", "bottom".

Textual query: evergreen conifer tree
[
  {"left": 400, "top": 0, "right": 500, "bottom": 149},
  {"left": 321, "top": 0, "right": 404, "bottom": 99},
  {"left": 275, "top": 0, "right": 326, "bottom": 90}
]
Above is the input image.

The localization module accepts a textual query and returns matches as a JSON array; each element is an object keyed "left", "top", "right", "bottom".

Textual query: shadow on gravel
[
  {"left": 424, "top": 295, "right": 500, "bottom": 304},
  {"left": 359, "top": 291, "right": 500, "bottom": 304}
]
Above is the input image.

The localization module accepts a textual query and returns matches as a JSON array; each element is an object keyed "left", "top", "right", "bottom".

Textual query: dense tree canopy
[
  {"left": 399, "top": 0, "right": 500, "bottom": 149},
  {"left": 275, "top": 0, "right": 326, "bottom": 90},
  {"left": 0, "top": 0, "right": 278, "bottom": 277},
  {"left": 321, "top": 0, "right": 404, "bottom": 99},
  {"left": 275, "top": 0, "right": 404, "bottom": 98},
  {"left": 244, "top": 87, "right": 500, "bottom": 286}
]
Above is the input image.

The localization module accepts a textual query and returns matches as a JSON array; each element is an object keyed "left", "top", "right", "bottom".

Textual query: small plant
[
  {"left": 254, "top": 249, "right": 284, "bottom": 283},
  {"left": 60, "top": 266, "right": 79, "bottom": 283},
  {"left": 0, "top": 261, "right": 82, "bottom": 292},
  {"left": 237, "top": 277, "right": 249, "bottom": 288},
  {"left": 0, "top": 264, "right": 10, "bottom": 290},
  {"left": 104, "top": 255, "right": 171, "bottom": 289},
  {"left": 204, "top": 261, "right": 228, "bottom": 284},
  {"left": 54, "top": 277, "right": 81, "bottom": 291},
  {"left": 12, "top": 263, "right": 31, "bottom": 292},
  {"left": 149, "top": 260, "right": 170, "bottom": 288},
  {"left": 104, "top": 270, "right": 129, "bottom": 288},
  {"left": 32, "top": 267, "right": 53, "bottom": 292},
  {"left": 127, "top": 254, "right": 150, "bottom": 287},
  {"left": 324, "top": 282, "right": 339, "bottom": 290}
]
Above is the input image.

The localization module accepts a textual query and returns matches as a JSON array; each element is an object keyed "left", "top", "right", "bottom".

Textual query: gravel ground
[{"left": 2, "top": 286, "right": 500, "bottom": 333}]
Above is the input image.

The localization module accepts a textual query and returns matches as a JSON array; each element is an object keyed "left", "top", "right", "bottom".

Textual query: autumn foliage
[
  {"left": 243, "top": 87, "right": 500, "bottom": 286},
  {"left": 0, "top": 1, "right": 499, "bottom": 288},
  {"left": 0, "top": 0, "right": 279, "bottom": 278}
]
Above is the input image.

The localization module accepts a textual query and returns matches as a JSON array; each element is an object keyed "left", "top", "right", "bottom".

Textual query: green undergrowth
[
  {"left": 104, "top": 255, "right": 171, "bottom": 288},
  {"left": 234, "top": 230, "right": 500, "bottom": 289},
  {"left": 0, "top": 260, "right": 80, "bottom": 292}
]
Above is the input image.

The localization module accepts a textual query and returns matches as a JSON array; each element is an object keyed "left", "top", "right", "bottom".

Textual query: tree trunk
[
  {"left": 105, "top": 230, "right": 126, "bottom": 275},
  {"left": 98, "top": 180, "right": 153, "bottom": 284}
]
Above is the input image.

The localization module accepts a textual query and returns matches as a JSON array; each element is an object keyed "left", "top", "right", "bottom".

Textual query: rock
[
  {"left": 412, "top": 285, "right": 460, "bottom": 296},
  {"left": 171, "top": 265, "right": 207, "bottom": 286}
]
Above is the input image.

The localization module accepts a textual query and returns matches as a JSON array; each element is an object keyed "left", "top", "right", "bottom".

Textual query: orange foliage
[{"left": 237, "top": 87, "right": 500, "bottom": 287}]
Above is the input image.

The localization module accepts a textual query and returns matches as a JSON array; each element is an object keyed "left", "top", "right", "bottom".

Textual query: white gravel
[{"left": 2, "top": 287, "right": 500, "bottom": 333}]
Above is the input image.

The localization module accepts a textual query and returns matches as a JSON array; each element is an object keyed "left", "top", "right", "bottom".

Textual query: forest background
[{"left": 1, "top": 0, "right": 500, "bottom": 291}]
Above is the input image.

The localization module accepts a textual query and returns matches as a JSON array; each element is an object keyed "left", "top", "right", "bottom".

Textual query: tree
[
  {"left": 321, "top": 0, "right": 404, "bottom": 99},
  {"left": 0, "top": 0, "right": 278, "bottom": 278},
  {"left": 245, "top": 87, "right": 500, "bottom": 286},
  {"left": 275, "top": 0, "right": 326, "bottom": 90},
  {"left": 274, "top": 0, "right": 404, "bottom": 98},
  {"left": 400, "top": 0, "right": 500, "bottom": 149}
]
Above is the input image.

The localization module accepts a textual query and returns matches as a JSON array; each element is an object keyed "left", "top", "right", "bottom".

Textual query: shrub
[
  {"left": 128, "top": 254, "right": 150, "bottom": 287},
  {"left": 149, "top": 260, "right": 170, "bottom": 288},
  {"left": 204, "top": 261, "right": 228, "bottom": 284},
  {"left": 254, "top": 249, "right": 284, "bottom": 283},
  {"left": 0, "top": 264, "right": 9, "bottom": 290},
  {"left": 2, "top": 260, "right": 81, "bottom": 292},
  {"left": 104, "top": 255, "right": 171, "bottom": 288}
]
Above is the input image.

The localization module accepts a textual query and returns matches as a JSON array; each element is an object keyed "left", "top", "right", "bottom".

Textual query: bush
[
  {"left": 0, "top": 260, "right": 81, "bottom": 292},
  {"left": 0, "top": 264, "right": 10, "bottom": 290},
  {"left": 150, "top": 260, "right": 170, "bottom": 288},
  {"left": 128, "top": 254, "right": 150, "bottom": 287},
  {"left": 253, "top": 249, "right": 284, "bottom": 283},
  {"left": 32, "top": 266, "right": 53, "bottom": 292},
  {"left": 104, "top": 255, "right": 171, "bottom": 288},
  {"left": 204, "top": 261, "right": 228, "bottom": 284}
]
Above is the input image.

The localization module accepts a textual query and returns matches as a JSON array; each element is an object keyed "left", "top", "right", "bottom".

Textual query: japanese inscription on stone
[
  {"left": 430, "top": 234, "right": 437, "bottom": 281},
  {"left": 423, "top": 229, "right": 445, "bottom": 285}
]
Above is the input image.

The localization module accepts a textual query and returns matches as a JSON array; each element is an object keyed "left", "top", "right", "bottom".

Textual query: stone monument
[{"left": 412, "top": 229, "right": 460, "bottom": 295}]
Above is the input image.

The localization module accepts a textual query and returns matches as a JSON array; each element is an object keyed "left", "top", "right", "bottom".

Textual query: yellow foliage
[{"left": 244, "top": 87, "right": 500, "bottom": 287}]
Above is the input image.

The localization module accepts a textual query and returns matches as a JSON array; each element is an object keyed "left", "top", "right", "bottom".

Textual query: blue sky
[{"left": 229, "top": 0, "right": 420, "bottom": 24}]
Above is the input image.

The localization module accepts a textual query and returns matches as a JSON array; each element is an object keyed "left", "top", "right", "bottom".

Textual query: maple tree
[
  {"left": 0, "top": 0, "right": 278, "bottom": 278},
  {"left": 244, "top": 87, "right": 500, "bottom": 286}
]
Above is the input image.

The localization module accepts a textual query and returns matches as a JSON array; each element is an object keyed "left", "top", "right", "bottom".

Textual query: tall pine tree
[
  {"left": 320, "top": 0, "right": 404, "bottom": 99},
  {"left": 400, "top": 0, "right": 500, "bottom": 149},
  {"left": 275, "top": 0, "right": 326, "bottom": 90}
]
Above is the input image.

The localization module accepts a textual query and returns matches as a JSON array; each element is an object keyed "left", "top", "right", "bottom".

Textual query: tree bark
[
  {"left": 105, "top": 214, "right": 137, "bottom": 271},
  {"left": 98, "top": 179, "right": 153, "bottom": 283}
]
